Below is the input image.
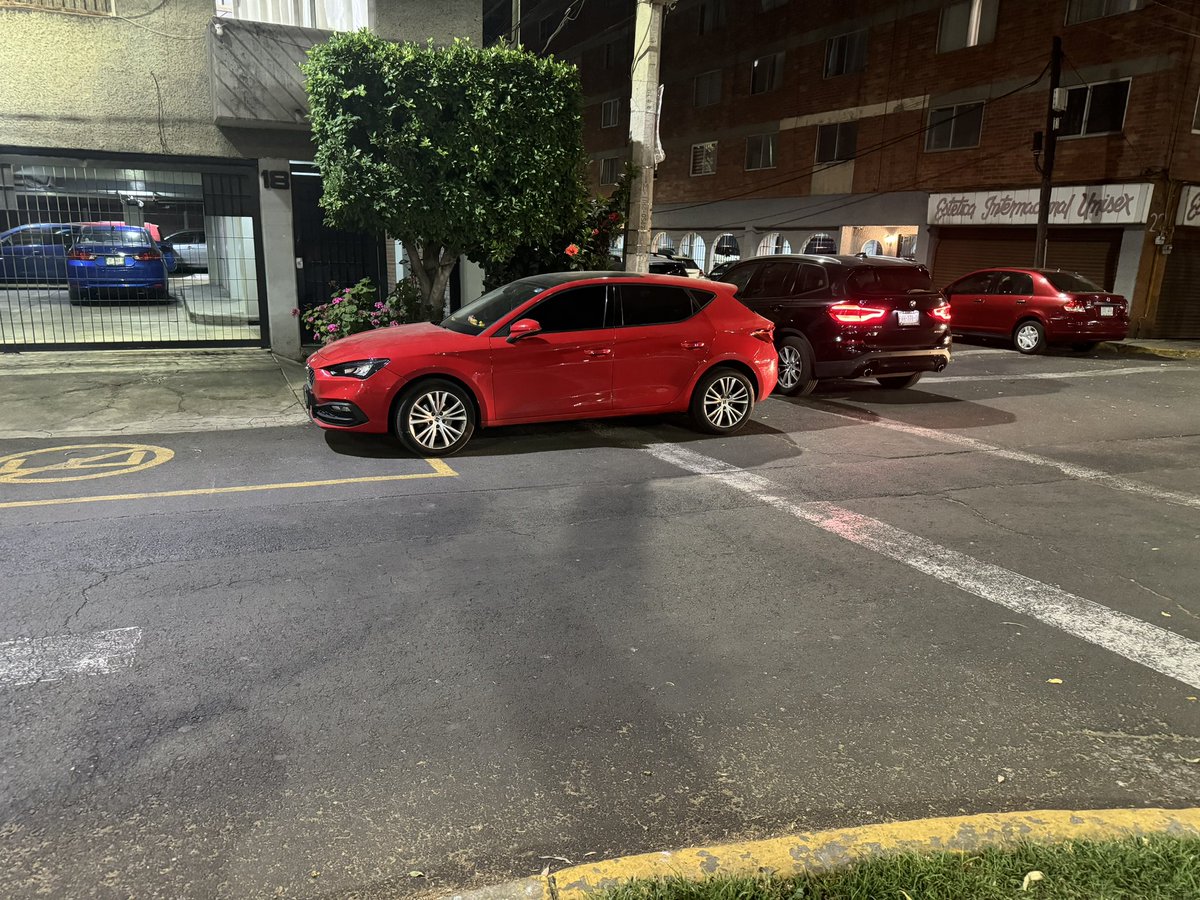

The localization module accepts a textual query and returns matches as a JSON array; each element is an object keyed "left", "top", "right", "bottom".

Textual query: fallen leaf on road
[
  {"left": 408, "top": 871, "right": 425, "bottom": 878},
  {"left": 539, "top": 856, "right": 573, "bottom": 865},
  {"left": 540, "top": 866, "right": 550, "bottom": 877},
  {"left": 310, "top": 871, "right": 320, "bottom": 879},
  {"left": 1188, "top": 697, "right": 1197, "bottom": 702},
  {"left": 1021, "top": 870, "right": 1044, "bottom": 890},
  {"left": 1161, "top": 611, "right": 1172, "bottom": 617},
  {"left": 1046, "top": 678, "right": 1063, "bottom": 684},
  {"left": 1184, "top": 757, "right": 1200, "bottom": 764},
  {"left": 997, "top": 775, "right": 1006, "bottom": 783}
]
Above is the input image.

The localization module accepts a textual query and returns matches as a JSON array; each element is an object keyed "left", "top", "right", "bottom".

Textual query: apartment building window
[
  {"left": 600, "top": 156, "right": 622, "bottom": 185},
  {"left": 816, "top": 122, "right": 857, "bottom": 163},
  {"left": 1060, "top": 79, "right": 1131, "bottom": 136},
  {"left": 214, "top": 0, "right": 370, "bottom": 30},
  {"left": 925, "top": 101, "right": 985, "bottom": 150},
  {"left": 825, "top": 30, "right": 868, "bottom": 77},
  {"left": 745, "top": 133, "right": 778, "bottom": 170},
  {"left": 604, "top": 38, "right": 622, "bottom": 69},
  {"left": 691, "top": 142, "right": 718, "bottom": 176},
  {"left": 9, "top": 0, "right": 114, "bottom": 14},
  {"left": 698, "top": 0, "right": 727, "bottom": 33},
  {"left": 1066, "top": 0, "right": 1143, "bottom": 25},
  {"left": 938, "top": 0, "right": 998, "bottom": 52},
  {"left": 538, "top": 14, "right": 556, "bottom": 43},
  {"left": 751, "top": 53, "right": 785, "bottom": 95},
  {"left": 601, "top": 99, "right": 620, "bottom": 128},
  {"left": 694, "top": 70, "right": 723, "bottom": 107}
]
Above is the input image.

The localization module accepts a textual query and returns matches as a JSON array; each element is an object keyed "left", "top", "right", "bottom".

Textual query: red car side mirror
[{"left": 507, "top": 318, "right": 543, "bottom": 343}]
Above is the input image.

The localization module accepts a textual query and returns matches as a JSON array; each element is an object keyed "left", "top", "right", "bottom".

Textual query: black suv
[{"left": 717, "top": 255, "right": 952, "bottom": 394}]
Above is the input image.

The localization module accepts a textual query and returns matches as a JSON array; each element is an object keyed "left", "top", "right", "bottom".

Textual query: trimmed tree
[{"left": 304, "top": 33, "right": 586, "bottom": 320}]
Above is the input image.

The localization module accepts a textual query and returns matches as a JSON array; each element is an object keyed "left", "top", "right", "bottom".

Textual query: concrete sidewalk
[
  {"left": 1100, "top": 339, "right": 1200, "bottom": 360},
  {"left": 0, "top": 348, "right": 307, "bottom": 440}
]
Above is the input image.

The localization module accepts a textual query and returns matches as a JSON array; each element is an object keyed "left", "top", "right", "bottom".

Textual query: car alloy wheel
[
  {"left": 396, "top": 379, "right": 476, "bottom": 456},
  {"left": 774, "top": 336, "right": 818, "bottom": 396},
  {"left": 691, "top": 367, "right": 755, "bottom": 435},
  {"left": 1014, "top": 320, "right": 1046, "bottom": 354}
]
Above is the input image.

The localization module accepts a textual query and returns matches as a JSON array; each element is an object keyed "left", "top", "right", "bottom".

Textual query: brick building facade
[{"left": 496, "top": 0, "right": 1200, "bottom": 338}]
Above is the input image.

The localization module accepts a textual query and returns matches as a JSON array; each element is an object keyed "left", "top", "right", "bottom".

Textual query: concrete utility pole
[
  {"left": 510, "top": 0, "right": 520, "bottom": 42},
  {"left": 1034, "top": 36, "right": 1063, "bottom": 268},
  {"left": 626, "top": 0, "right": 670, "bottom": 273}
]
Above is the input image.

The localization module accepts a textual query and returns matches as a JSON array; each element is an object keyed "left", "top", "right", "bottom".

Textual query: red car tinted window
[
  {"left": 619, "top": 285, "right": 695, "bottom": 326},
  {"left": 995, "top": 272, "right": 1033, "bottom": 295},
  {"left": 525, "top": 285, "right": 608, "bottom": 333},
  {"left": 1044, "top": 271, "right": 1102, "bottom": 293},
  {"left": 948, "top": 272, "right": 994, "bottom": 294}
]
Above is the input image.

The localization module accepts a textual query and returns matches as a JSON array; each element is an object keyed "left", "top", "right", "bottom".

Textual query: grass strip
[{"left": 597, "top": 835, "right": 1200, "bottom": 900}]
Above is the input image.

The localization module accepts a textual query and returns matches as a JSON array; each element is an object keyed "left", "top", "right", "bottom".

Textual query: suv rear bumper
[{"left": 815, "top": 346, "right": 952, "bottom": 380}]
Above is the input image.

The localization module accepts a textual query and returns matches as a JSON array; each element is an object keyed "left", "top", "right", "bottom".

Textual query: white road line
[
  {"left": 644, "top": 440, "right": 1200, "bottom": 690},
  {"left": 933, "top": 365, "right": 1169, "bottom": 383},
  {"left": 0, "top": 626, "right": 142, "bottom": 687},
  {"left": 802, "top": 402, "right": 1200, "bottom": 511}
]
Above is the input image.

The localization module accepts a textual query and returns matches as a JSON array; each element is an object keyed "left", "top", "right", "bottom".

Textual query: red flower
[
  {"left": 565, "top": 243, "right": 580, "bottom": 257},
  {"left": 608, "top": 212, "right": 620, "bottom": 222},
  {"left": 591, "top": 228, "right": 600, "bottom": 236}
]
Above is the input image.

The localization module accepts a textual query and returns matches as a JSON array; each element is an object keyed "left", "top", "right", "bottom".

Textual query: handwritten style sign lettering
[{"left": 929, "top": 184, "right": 1152, "bottom": 226}]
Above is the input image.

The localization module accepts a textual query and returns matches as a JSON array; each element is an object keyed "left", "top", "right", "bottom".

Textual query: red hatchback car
[
  {"left": 943, "top": 267, "right": 1129, "bottom": 354},
  {"left": 305, "top": 272, "right": 778, "bottom": 455}
]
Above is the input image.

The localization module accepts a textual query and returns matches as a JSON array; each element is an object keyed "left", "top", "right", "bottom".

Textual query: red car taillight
[
  {"left": 1063, "top": 297, "right": 1088, "bottom": 312},
  {"left": 750, "top": 326, "right": 774, "bottom": 343},
  {"left": 134, "top": 250, "right": 162, "bottom": 261},
  {"left": 929, "top": 304, "right": 952, "bottom": 322},
  {"left": 67, "top": 248, "right": 95, "bottom": 261},
  {"left": 829, "top": 302, "right": 888, "bottom": 325}
]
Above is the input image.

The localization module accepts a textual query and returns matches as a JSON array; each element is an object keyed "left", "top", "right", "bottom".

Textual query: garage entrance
[
  {"left": 0, "top": 153, "right": 266, "bottom": 351},
  {"left": 931, "top": 227, "right": 1122, "bottom": 291}
]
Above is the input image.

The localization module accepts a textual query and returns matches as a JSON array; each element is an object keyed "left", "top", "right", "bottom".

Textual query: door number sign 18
[{"left": 261, "top": 170, "right": 290, "bottom": 190}]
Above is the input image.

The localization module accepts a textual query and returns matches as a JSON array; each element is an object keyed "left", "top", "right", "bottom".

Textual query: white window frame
[
  {"left": 824, "top": 30, "right": 868, "bottom": 78},
  {"left": 600, "top": 156, "right": 622, "bottom": 185},
  {"left": 750, "top": 52, "right": 784, "bottom": 95},
  {"left": 924, "top": 100, "right": 985, "bottom": 151},
  {"left": 745, "top": 133, "right": 778, "bottom": 171},
  {"left": 1058, "top": 78, "right": 1131, "bottom": 139},
  {"left": 937, "top": 0, "right": 998, "bottom": 53},
  {"left": 218, "top": 0, "right": 371, "bottom": 30},
  {"left": 1065, "top": 0, "right": 1143, "bottom": 26},
  {"left": 1192, "top": 84, "right": 1200, "bottom": 133},
  {"left": 694, "top": 69, "right": 722, "bottom": 107},
  {"left": 601, "top": 99, "right": 620, "bottom": 129},
  {"left": 690, "top": 142, "right": 718, "bottom": 177}
]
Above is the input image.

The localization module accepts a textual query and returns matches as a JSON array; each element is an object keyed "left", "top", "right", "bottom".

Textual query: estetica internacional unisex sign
[{"left": 928, "top": 183, "right": 1153, "bottom": 226}]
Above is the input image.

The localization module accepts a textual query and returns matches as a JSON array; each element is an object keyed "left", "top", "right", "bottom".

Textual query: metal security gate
[
  {"left": 931, "top": 227, "right": 1121, "bottom": 291},
  {"left": 1156, "top": 232, "right": 1200, "bottom": 338},
  {"left": 0, "top": 153, "right": 267, "bottom": 351}
]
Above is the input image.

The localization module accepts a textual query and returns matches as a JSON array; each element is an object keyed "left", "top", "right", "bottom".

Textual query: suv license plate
[
  {"left": 1100, "top": 306, "right": 1114, "bottom": 317},
  {"left": 897, "top": 310, "right": 920, "bottom": 326}
]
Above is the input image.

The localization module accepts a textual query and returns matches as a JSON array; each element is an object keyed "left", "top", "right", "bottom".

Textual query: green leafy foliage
[
  {"left": 298, "top": 277, "right": 423, "bottom": 345},
  {"left": 303, "top": 33, "right": 586, "bottom": 317}
]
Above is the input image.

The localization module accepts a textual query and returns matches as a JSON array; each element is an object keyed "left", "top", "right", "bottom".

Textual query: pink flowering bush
[{"left": 299, "top": 277, "right": 423, "bottom": 344}]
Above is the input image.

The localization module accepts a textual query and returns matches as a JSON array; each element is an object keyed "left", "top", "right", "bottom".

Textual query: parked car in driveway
[
  {"left": 716, "top": 254, "right": 952, "bottom": 394},
  {"left": 164, "top": 230, "right": 207, "bottom": 270},
  {"left": 66, "top": 224, "right": 169, "bottom": 301},
  {"left": 942, "top": 267, "right": 1129, "bottom": 354},
  {"left": 305, "top": 272, "right": 778, "bottom": 455},
  {"left": 0, "top": 223, "right": 81, "bottom": 283}
]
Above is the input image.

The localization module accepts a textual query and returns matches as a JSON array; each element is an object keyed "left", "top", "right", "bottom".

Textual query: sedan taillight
[
  {"left": 134, "top": 250, "right": 162, "bottom": 261},
  {"left": 929, "top": 304, "right": 952, "bottom": 322},
  {"left": 1063, "top": 297, "right": 1088, "bottom": 312},
  {"left": 829, "top": 302, "right": 888, "bottom": 325},
  {"left": 67, "top": 248, "right": 95, "bottom": 261}
]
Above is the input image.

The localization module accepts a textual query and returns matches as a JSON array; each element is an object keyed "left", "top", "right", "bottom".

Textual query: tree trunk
[{"left": 403, "top": 240, "right": 458, "bottom": 322}]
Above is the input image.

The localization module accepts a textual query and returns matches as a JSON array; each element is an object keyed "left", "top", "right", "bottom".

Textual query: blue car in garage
[
  {"left": 66, "top": 224, "right": 169, "bottom": 301},
  {"left": 0, "top": 223, "right": 82, "bottom": 283}
]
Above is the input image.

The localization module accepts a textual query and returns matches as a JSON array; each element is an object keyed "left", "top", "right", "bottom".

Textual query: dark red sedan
[
  {"left": 305, "top": 272, "right": 778, "bottom": 455},
  {"left": 943, "top": 267, "right": 1129, "bottom": 354}
]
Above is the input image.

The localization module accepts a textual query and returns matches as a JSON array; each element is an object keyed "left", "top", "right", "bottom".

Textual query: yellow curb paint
[
  {"left": 0, "top": 443, "right": 175, "bottom": 484},
  {"left": 0, "top": 458, "right": 456, "bottom": 510},
  {"left": 465, "top": 808, "right": 1200, "bottom": 900}
]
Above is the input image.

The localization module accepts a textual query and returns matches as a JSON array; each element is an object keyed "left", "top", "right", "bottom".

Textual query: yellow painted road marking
[
  {"left": 0, "top": 443, "right": 174, "bottom": 484},
  {"left": 0, "top": 458, "right": 456, "bottom": 510}
]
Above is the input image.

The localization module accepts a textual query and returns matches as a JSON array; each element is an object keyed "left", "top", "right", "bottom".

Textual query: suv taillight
[
  {"left": 829, "top": 302, "right": 887, "bottom": 325},
  {"left": 929, "top": 304, "right": 952, "bottom": 322},
  {"left": 67, "top": 248, "right": 95, "bottom": 261}
]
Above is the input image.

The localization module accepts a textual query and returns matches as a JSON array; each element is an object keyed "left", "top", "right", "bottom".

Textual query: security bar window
[
  {"left": 600, "top": 156, "right": 622, "bottom": 185},
  {"left": 694, "top": 69, "right": 722, "bottom": 107},
  {"left": 938, "top": 0, "right": 999, "bottom": 52},
  {"left": 1066, "top": 0, "right": 1143, "bottom": 25},
  {"left": 601, "top": 99, "right": 619, "bottom": 129},
  {"left": 698, "top": 0, "right": 726, "bottom": 33},
  {"left": 1060, "top": 79, "right": 1130, "bottom": 136},
  {"left": 751, "top": 52, "right": 785, "bottom": 95},
  {"left": 745, "top": 133, "right": 778, "bottom": 170},
  {"left": 690, "top": 142, "right": 718, "bottom": 176},
  {"left": 6, "top": 0, "right": 113, "bottom": 14},
  {"left": 825, "top": 30, "right": 868, "bottom": 77},
  {"left": 216, "top": 0, "right": 370, "bottom": 30},
  {"left": 925, "top": 101, "right": 985, "bottom": 150},
  {"left": 816, "top": 122, "right": 857, "bottom": 163}
]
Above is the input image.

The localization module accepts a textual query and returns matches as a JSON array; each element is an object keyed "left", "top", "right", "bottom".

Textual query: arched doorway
[
  {"left": 652, "top": 232, "right": 676, "bottom": 254},
  {"left": 679, "top": 232, "right": 707, "bottom": 272},
  {"left": 861, "top": 239, "right": 884, "bottom": 256},
  {"left": 711, "top": 233, "right": 740, "bottom": 267},
  {"left": 803, "top": 232, "right": 837, "bottom": 254},
  {"left": 757, "top": 232, "right": 791, "bottom": 255}
]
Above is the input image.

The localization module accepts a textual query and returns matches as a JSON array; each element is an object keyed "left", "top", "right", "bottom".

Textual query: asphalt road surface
[{"left": 2, "top": 345, "right": 1198, "bottom": 899}]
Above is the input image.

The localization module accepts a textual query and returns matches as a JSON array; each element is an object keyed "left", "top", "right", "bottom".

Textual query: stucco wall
[{"left": 0, "top": 0, "right": 482, "bottom": 160}]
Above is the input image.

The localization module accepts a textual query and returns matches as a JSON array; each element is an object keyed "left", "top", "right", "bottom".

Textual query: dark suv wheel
[{"left": 775, "top": 336, "right": 818, "bottom": 396}]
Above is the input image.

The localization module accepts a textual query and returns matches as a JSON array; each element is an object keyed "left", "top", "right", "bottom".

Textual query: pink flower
[
  {"left": 374, "top": 301, "right": 385, "bottom": 309},
  {"left": 390, "top": 320, "right": 399, "bottom": 326},
  {"left": 591, "top": 228, "right": 600, "bottom": 236},
  {"left": 327, "top": 323, "right": 338, "bottom": 332},
  {"left": 290, "top": 307, "right": 299, "bottom": 317},
  {"left": 342, "top": 288, "right": 351, "bottom": 296},
  {"left": 565, "top": 243, "right": 580, "bottom": 257},
  {"left": 332, "top": 297, "right": 342, "bottom": 305}
]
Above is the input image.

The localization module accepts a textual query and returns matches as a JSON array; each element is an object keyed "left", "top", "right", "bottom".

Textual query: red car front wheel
[{"left": 395, "top": 379, "right": 476, "bottom": 457}]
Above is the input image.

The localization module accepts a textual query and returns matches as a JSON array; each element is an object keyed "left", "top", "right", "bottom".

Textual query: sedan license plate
[
  {"left": 1100, "top": 306, "right": 1114, "bottom": 317},
  {"left": 105, "top": 256, "right": 124, "bottom": 266},
  {"left": 897, "top": 310, "right": 920, "bottom": 326}
]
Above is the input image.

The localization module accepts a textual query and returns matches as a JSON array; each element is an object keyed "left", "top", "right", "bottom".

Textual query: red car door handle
[
  {"left": 681, "top": 340, "right": 706, "bottom": 349},
  {"left": 1016, "top": 299, "right": 1027, "bottom": 305},
  {"left": 972, "top": 298, "right": 985, "bottom": 303},
  {"left": 584, "top": 348, "right": 612, "bottom": 357}
]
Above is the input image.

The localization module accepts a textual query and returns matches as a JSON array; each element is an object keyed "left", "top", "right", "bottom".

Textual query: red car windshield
[
  {"left": 441, "top": 280, "right": 546, "bottom": 335},
  {"left": 1044, "top": 271, "right": 1102, "bottom": 293}
]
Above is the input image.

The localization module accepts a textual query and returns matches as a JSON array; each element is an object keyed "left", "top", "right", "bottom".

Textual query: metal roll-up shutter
[
  {"left": 932, "top": 227, "right": 1121, "bottom": 291},
  {"left": 1156, "top": 233, "right": 1200, "bottom": 338},
  {"left": 1044, "top": 229, "right": 1122, "bottom": 290}
]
